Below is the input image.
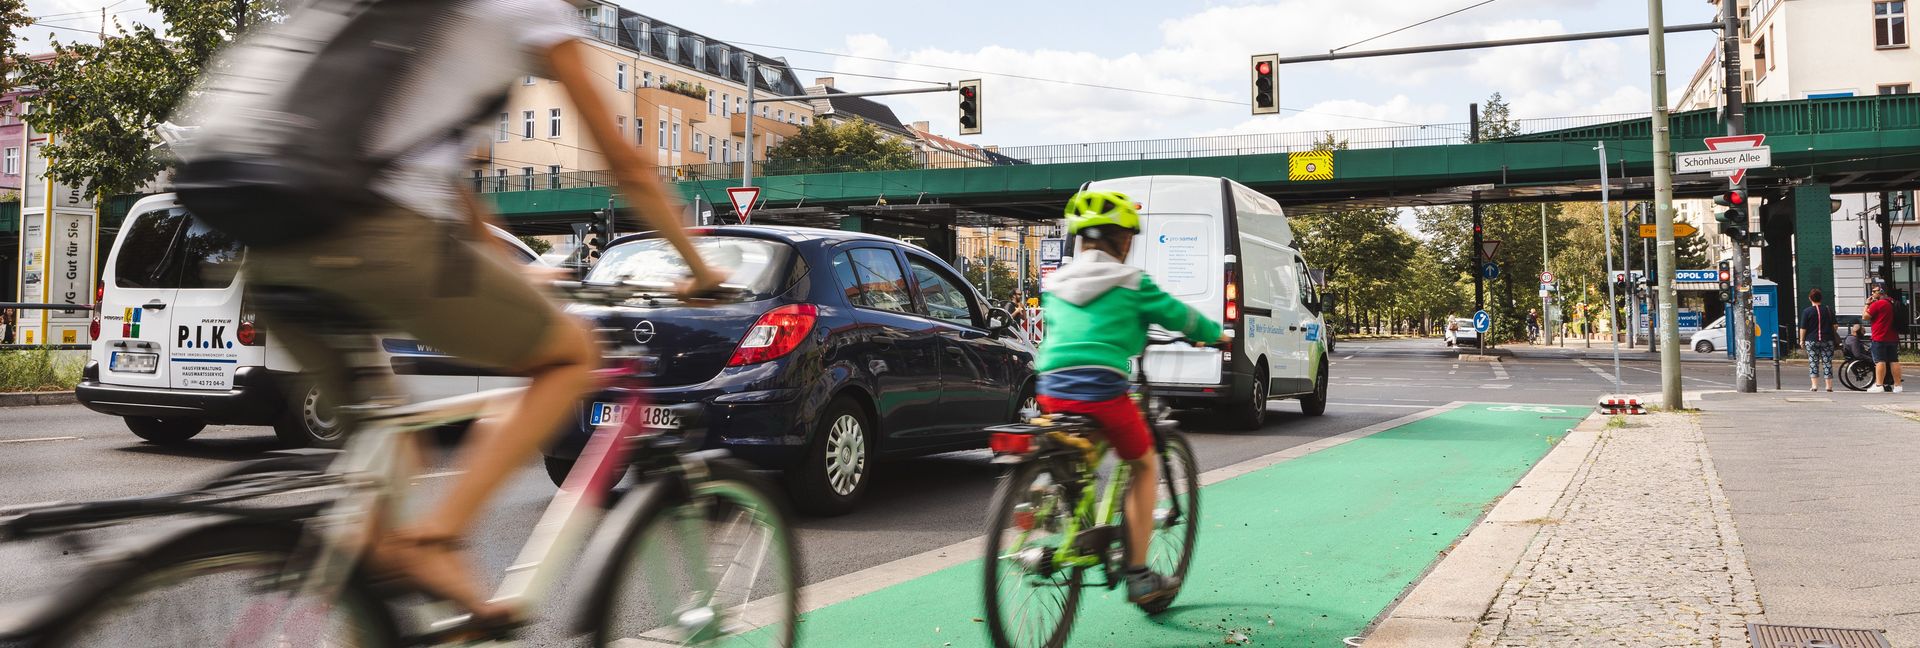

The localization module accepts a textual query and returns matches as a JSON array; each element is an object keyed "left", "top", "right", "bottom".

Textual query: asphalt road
[{"left": 0, "top": 336, "right": 1747, "bottom": 643}]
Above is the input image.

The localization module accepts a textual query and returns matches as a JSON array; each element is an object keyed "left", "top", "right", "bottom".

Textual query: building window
[
  {"left": 692, "top": 132, "right": 704, "bottom": 153},
  {"left": 760, "top": 105, "right": 768, "bottom": 117},
  {"left": 708, "top": 90, "right": 716, "bottom": 115},
  {"left": 735, "top": 97, "right": 743, "bottom": 114},
  {"left": 708, "top": 136, "right": 717, "bottom": 158},
  {"left": 5, "top": 147, "right": 18, "bottom": 175},
  {"left": 672, "top": 122, "right": 681, "bottom": 150},
  {"left": 549, "top": 108, "right": 562, "bottom": 138},
  {"left": 721, "top": 93, "right": 729, "bottom": 114},
  {"left": 495, "top": 168, "right": 508, "bottom": 192},
  {"left": 522, "top": 167, "right": 533, "bottom": 191},
  {"left": 642, "top": 71, "right": 652, "bottom": 88},
  {"left": 1877, "top": 0, "right": 1908, "bottom": 48},
  {"left": 496, "top": 112, "right": 508, "bottom": 142},
  {"left": 616, "top": 115, "right": 626, "bottom": 138},
  {"left": 658, "top": 120, "right": 667, "bottom": 149},
  {"left": 721, "top": 141, "right": 730, "bottom": 164},
  {"left": 734, "top": 141, "right": 741, "bottom": 160},
  {"left": 548, "top": 165, "right": 561, "bottom": 189},
  {"left": 616, "top": 63, "right": 627, "bottom": 90},
  {"left": 472, "top": 169, "right": 484, "bottom": 192},
  {"left": 635, "top": 118, "right": 644, "bottom": 147},
  {"left": 1883, "top": 84, "right": 1914, "bottom": 94},
  {"left": 1753, "top": 37, "right": 1768, "bottom": 76},
  {"left": 775, "top": 109, "right": 784, "bottom": 122},
  {"left": 522, "top": 110, "right": 534, "bottom": 139}
]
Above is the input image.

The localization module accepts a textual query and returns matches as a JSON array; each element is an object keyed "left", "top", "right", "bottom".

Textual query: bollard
[{"left": 1772, "top": 335, "right": 1781, "bottom": 391}]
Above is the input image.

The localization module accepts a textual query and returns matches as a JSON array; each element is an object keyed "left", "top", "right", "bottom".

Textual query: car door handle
[
  {"left": 142, "top": 302, "right": 167, "bottom": 310},
  {"left": 1288, "top": 325, "right": 1299, "bottom": 331}
]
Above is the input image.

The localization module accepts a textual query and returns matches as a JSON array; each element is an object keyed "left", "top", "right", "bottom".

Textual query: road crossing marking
[{"left": 1491, "top": 362, "right": 1510, "bottom": 381}]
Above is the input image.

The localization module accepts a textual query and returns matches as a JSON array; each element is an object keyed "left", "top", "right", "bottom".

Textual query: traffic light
[
  {"left": 1713, "top": 189, "right": 1748, "bottom": 241},
  {"left": 957, "top": 79, "right": 982, "bottom": 135},
  {"left": 586, "top": 209, "right": 612, "bottom": 264},
  {"left": 1717, "top": 260, "right": 1732, "bottom": 285},
  {"left": 1250, "top": 54, "right": 1279, "bottom": 115}
]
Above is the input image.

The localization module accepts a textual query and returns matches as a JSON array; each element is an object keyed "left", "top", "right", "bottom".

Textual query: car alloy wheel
[{"left": 824, "top": 414, "right": 867, "bottom": 496}]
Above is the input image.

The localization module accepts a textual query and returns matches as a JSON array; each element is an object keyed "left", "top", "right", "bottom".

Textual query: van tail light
[
  {"left": 726, "top": 303, "right": 817, "bottom": 366},
  {"left": 237, "top": 298, "right": 265, "bottom": 346},
  {"left": 1224, "top": 268, "right": 1240, "bottom": 323},
  {"left": 88, "top": 281, "right": 103, "bottom": 339},
  {"left": 989, "top": 432, "right": 1033, "bottom": 455}
]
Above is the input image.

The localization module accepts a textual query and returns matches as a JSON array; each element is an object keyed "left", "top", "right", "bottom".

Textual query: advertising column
[{"left": 14, "top": 129, "right": 97, "bottom": 347}]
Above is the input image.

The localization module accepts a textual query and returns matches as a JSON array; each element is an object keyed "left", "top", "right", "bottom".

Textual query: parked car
[
  {"left": 1081, "top": 175, "right": 1331, "bottom": 430},
  {"left": 1692, "top": 316, "right": 1726, "bottom": 353},
  {"left": 543, "top": 226, "right": 1038, "bottom": 515},
  {"left": 76, "top": 193, "right": 541, "bottom": 448},
  {"left": 1446, "top": 318, "right": 1479, "bottom": 347}
]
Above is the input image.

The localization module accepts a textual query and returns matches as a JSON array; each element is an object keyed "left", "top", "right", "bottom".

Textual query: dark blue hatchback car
[{"left": 542, "top": 226, "right": 1037, "bottom": 515}]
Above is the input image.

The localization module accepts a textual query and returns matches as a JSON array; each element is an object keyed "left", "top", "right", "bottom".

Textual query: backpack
[{"left": 172, "top": 0, "right": 501, "bottom": 247}]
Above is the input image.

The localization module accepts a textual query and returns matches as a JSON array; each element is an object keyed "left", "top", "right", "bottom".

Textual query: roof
[
  {"left": 908, "top": 125, "right": 991, "bottom": 163},
  {"left": 809, "top": 88, "right": 915, "bottom": 137}
]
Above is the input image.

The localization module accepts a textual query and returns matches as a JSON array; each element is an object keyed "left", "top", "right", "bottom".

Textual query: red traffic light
[
  {"left": 1255, "top": 61, "right": 1272, "bottom": 76},
  {"left": 960, "top": 86, "right": 975, "bottom": 99},
  {"left": 1719, "top": 270, "right": 1731, "bottom": 282},
  {"left": 1725, "top": 190, "right": 1744, "bottom": 205}
]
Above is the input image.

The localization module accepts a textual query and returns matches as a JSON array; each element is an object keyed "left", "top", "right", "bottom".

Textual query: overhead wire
[{"left": 1331, "top": 0, "right": 1499, "bottom": 54}]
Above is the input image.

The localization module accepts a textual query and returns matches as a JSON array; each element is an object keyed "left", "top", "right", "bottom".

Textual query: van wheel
[
  {"left": 1300, "top": 359, "right": 1329, "bottom": 416},
  {"left": 125, "top": 417, "right": 205, "bottom": 444},
  {"left": 1228, "top": 365, "right": 1269, "bottom": 431},
  {"left": 543, "top": 456, "right": 574, "bottom": 487},
  {"left": 273, "top": 381, "right": 346, "bottom": 449},
  {"left": 787, "top": 397, "right": 872, "bottom": 516}
]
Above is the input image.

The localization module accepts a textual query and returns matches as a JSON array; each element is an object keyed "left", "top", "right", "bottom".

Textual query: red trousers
[{"left": 1036, "top": 395, "right": 1152, "bottom": 460}]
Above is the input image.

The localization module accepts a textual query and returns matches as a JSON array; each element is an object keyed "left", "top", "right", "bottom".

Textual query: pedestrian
[
  {"left": 1865, "top": 283, "right": 1903, "bottom": 392},
  {"left": 1798, "top": 288, "right": 1837, "bottom": 392},
  {"left": 1526, "top": 309, "right": 1541, "bottom": 342}
]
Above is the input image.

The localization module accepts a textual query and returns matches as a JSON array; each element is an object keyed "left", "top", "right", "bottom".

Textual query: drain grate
[{"left": 1748, "top": 623, "right": 1889, "bottom": 648}]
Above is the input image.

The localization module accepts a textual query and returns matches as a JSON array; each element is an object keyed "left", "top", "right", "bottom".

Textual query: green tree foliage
[
  {"left": 0, "top": 0, "right": 29, "bottom": 93},
  {"left": 964, "top": 256, "right": 1019, "bottom": 303},
  {"left": 517, "top": 235, "right": 553, "bottom": 255},
  {"left": 18, "top": 0, "right": 279, "bottom": 198},
  {"left": 764, "top": 119, "right": 918, "bottom": 174}
]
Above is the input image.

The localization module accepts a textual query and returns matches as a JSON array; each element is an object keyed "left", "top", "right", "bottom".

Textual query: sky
[{"left": 13, "top": 0, "right": 1728, "bottom": 149}]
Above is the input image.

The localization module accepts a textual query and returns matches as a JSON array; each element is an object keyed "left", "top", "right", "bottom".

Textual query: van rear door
[
  {"left": 95, "top": 207, "right": 188, "bottom": 391},
  {"left": 162, "top": 215, "right": 255, "bottom": 390},
  {"left": 1133, "top": 213, "right": 1227, "bottom": 385}
]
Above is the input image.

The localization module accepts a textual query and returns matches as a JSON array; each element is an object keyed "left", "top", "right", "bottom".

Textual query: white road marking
[
  {"left": 1479, "top": 384, "right": 1514, "bottom": 389},
  {"left": 0, "top": 436, "right": 81, "bottom": 445},
  {"left": 1329, "top": 402, "right": 1441, "bottom": 409},
  {"left": 786, "top": 403, "right": 1466, "bottom": 612},
  {"left": 1491, "top": 362, "right": 1510, "bottom": 381},
  {"left": 1343, "top": 355, "right": 1356, "bottom": 360}
]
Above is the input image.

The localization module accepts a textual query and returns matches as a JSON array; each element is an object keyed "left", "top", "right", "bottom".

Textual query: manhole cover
[{"left": 1748, "top": 623, "right": 1889, "bottom": 648}]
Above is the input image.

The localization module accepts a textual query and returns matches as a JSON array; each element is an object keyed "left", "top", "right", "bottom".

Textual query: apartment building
[
  {"left": 1675, "top": 0, "right": 1915, "bottom": 312},
  {"left": 474, "top": 3, "right": 816, "bottom": 191}
]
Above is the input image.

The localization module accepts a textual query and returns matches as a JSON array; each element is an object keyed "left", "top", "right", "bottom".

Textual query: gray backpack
[{"left": 172, "top": 0, "right": 505, "bottom": 246}]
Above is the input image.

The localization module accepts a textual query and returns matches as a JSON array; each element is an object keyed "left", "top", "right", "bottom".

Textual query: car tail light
[
  {"left": 989, "top": 432, "right": 1033, "bottom": 455},
  {"left": 727, "top": 303, "right": 817, "bottom": 366},
  {"left": 88, "top": 281, "right": 103, "bottom": 339},
  {"left": 1224, "top": 268, "right": 1239, "bottom": 323},
  {"left": 237, "top": 298, "right": 265, "bottom": 346}
]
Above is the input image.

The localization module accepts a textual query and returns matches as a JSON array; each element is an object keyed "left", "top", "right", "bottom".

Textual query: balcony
[
  {"left": 638, "top": 86, "right": 708, "bottom": 122},
  {"left": 730, "top": 113, "right": 798, "bottom": 139}
]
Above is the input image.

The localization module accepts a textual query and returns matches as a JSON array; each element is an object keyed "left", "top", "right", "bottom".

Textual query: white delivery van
[
  {"left": 1080, "top": 176, "right": 1329, "bottom": 429},
  {"left": 77, "top": 193, "right": 539, "bottom": 448}
]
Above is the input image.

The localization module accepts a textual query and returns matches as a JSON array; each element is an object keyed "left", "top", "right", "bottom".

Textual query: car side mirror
[
  {"left": 988, "top": 307, "right": 1016, "bottom": 335},
  {"left": 1303, "top": 295, "right": 1323, "bottom": 315}
]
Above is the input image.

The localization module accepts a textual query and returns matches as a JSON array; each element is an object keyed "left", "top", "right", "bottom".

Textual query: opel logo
[{"left": 632, "top": 320, "right": 656, "bottom": 344}]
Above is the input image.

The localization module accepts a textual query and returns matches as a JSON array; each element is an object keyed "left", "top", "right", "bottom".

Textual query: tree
[
  {"left": 964, "top": 256, "right": 1019, "bottom": 303},
  {"left": 0, "top": 0, "right": 29, "bottom": 94},
  {"left": 764, "top": 119, "right": 918, "bottom": 174},
  {"left": 18, "top": 0, "right": 279, "bottom": 198},
  {"left": 516, "top": 235, "right": 552, "bottom": 255}
]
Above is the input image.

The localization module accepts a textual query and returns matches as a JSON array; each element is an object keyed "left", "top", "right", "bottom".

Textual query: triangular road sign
[
  {"left": 1480, "top": 239, "right": 1501, "bottom": 261},
  {"left": 1703, "top": 134, "right": 1767, "bottom": 185},
  {"left": 726, "top": 187, "right": 762, "bottom": 224}
]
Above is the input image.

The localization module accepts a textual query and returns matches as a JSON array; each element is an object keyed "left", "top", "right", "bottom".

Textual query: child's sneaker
[{"left": 1125, "top": 567, "right": 1180, "bottom": 608}]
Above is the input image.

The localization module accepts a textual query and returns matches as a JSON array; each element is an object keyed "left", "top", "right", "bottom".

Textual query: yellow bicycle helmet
[{"left": 1064, "top": 190, "right": 1140, "bottom": 235}]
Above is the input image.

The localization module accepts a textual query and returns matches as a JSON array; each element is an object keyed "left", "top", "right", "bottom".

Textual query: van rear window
[{"left": 114, "top": 209, "right": 243, "bottom": 290}]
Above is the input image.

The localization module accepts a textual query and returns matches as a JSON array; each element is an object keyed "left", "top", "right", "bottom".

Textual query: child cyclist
[{"left": 1037, "top": 190, "right": 1230, "bottom": 608}]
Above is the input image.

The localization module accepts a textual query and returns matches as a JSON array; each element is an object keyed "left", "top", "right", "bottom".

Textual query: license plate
[
  {"left": 591, "top": 402, "right": 680, "bottom": 429},
  {"left": 109, "top": 352, "right": 158, "bottom": 374}
]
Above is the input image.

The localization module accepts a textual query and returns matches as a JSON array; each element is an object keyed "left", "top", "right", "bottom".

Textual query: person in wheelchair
[{"left": 1035, "top": 190, "right": 1228, "bottom": 609}]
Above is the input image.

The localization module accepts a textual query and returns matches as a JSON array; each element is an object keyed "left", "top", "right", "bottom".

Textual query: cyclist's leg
[{"left": 1035, "top": 395, "right": 1158, "bottom": 568}]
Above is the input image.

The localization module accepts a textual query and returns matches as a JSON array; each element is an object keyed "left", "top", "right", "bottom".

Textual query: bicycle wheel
[
  {"left": 983, "top": 458, "right": 1084, "bottom": 648},
  {"left": 1139, "top": 431, "right": 1201, "bottom": 614},
  {"left": 593, "top": 459, "right": 799, "bottom": 648},
  {"left": 45, "top": 522, "right": 396, "bottom": 647}
]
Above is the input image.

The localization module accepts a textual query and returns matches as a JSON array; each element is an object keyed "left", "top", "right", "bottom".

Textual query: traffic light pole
[
  {"left": 1720, "top": 0, "right": 1757, "bottom": 393},
  {"left": 1647, "top": 0, "right": 1685, "bottom": 408}
]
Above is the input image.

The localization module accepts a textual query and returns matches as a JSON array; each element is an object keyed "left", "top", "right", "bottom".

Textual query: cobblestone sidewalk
[{"left": 1470, "top": 412, "right": 1764, "bottom": 647}]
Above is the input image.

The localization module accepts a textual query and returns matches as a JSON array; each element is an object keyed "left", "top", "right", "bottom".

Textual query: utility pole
[
  {"left": 1598, "top": 141, "right": 1623, "bottom": 392},
  {"left": 1650, "top": 0, "right": 1685, "bottom": 407},
  {"left": 1643, "top": 201, "right": 1656, "bottom": 352},
  {"left": 1470, "top": 104, "right": 1484, "bottom": 319},
  {"left": 742, "top": 65, "right": 756, "bottom": 189},
  {"left": 1719, "top": 0, "right": 1756, "bottom": 393},
  {"left": 1621, "top": 204, "right": 1636, "bottom": 349},
  {"left": 1541, "top": 203, "right": 1552, "bottom": 345}
]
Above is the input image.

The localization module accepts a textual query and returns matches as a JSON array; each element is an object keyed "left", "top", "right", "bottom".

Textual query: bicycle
[
  {"left": 978, "top": 334, "right": 1202, "bottom": 648},
  {"left": 0, "top": 280, "right": 798, "bottom": 647}
]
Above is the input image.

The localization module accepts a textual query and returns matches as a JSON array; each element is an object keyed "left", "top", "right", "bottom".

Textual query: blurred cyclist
[
  {"left": 171, "top": 0, "right": 720, "bottom": 626},
  {"left": 1037, "top": 190, "right": 1227, "bottom": 609}
]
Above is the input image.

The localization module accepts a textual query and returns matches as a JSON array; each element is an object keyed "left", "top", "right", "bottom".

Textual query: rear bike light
[
  {"left": 727, "top": 303, "right": 818, "bottom": 366},
  {"left": 989, "top": 432, "right": 1033, "bottom": 455}
]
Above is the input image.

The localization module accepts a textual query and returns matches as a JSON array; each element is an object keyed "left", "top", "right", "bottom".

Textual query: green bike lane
[{"left": 784, "top": 403, "right": 1586, "bottom": 647}]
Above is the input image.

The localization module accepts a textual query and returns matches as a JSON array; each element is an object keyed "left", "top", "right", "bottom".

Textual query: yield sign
[
  {"left": 1480, "top": 239, "right": 1501, "bottom": 261},
  {"left": 1703, "top": 134, "right": 1767, "bottom": 185},
  {"left": 726, "top": 187, "right": 761, "bottom": 224}
]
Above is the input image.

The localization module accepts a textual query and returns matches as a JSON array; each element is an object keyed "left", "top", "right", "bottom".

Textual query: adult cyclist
[
  {"left": 173, "top": 0, "right": 721, "bottom": 627},
  {"left": 1036, "top": 190, "right": 1229, "bottom": 609}
]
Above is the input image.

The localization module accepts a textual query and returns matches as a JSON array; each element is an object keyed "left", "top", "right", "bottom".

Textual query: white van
[
  {"left": 76, "top": 193, "right": 539, "bottom": 447},
  {"left": 1080, "top": 176, "right": 1329, "bottom": 429}
]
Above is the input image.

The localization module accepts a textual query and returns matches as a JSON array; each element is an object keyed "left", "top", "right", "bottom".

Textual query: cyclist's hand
[
  {"left": 674, "top": 267, "right": 727, "bottom": 303},
  {"left": 522, "top": 264, "right": 570, "bottom": 283}
]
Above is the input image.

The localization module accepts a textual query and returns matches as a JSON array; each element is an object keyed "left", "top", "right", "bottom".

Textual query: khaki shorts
[{"left": 244, "top": 208, "right": 558, "bottom": 374}]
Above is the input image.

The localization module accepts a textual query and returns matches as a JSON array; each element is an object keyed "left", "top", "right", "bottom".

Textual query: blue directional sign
[
  {"left": 1481, "top": 262, "right": 1500, "bottom": 280},
  {"left": 1473, "top": 310, "right": 1492, "bottom": 333}
]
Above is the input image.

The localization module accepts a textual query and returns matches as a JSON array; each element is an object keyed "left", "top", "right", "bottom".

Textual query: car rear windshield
[
  {"left": 114, "top": 208, "right": 244, "bottom": 290},
  {"left": 587, "top": 236, "right": 794, "bottom": 299}
]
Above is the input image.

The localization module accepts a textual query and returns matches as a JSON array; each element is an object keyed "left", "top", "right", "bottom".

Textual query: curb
[
  {"left": 1361, "top": 409, "right": 1609, "bottom": 647},
  {"left": 0, "top": 391, "right": 78, "bottom": 408}
]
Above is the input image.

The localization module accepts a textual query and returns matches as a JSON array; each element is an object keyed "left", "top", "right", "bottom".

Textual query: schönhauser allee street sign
[{"left": 1674, "top": 147, "right": 1771, "bottom": 176}]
